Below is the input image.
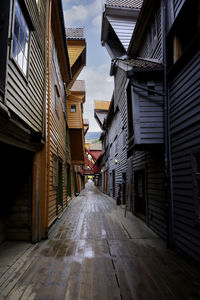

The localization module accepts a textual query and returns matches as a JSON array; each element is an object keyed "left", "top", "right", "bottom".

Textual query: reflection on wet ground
[{"left": 0, "top": 182, "right": 200, "bottom": 300}]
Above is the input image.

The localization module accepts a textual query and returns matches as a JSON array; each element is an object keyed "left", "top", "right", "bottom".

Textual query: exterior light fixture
[{"left": 114, "top": 159, "right": 118, "bottom": 164}]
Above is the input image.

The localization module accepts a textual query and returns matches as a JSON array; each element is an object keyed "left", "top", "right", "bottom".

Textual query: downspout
[
  {"left": 162, "top": 0, "right": 174, "bottom": 248},
  {"left": 46, "top": 0, "right": 52, "bottom": 236}
]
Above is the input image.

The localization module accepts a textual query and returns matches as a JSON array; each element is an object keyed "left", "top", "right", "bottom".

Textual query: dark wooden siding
[
  {"left": 138, "top": 5, "right": 162, "bottom": 61},
  {"left": 132, "top": 79, "right": 164, "bottom": 145},
  {"left": 173, "top": 0, "right": 186, "bottom": 17},
  {"left": 0, "top": 1, "right": 10, "bottom": 95},
  {"left": 5, "top": 0, "right": 46, "bottom": 132},
  {"left": 169, "top": 49, "right": 200, "bottom": 264},
  {"left": 133, "top": 150, "right": 166, "bottom": 239},
  {"left": 107, "top": 67, "right": 128, "bottom": 199}
]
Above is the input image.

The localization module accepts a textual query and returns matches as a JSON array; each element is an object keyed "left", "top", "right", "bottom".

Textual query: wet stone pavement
[{"left": 0, "top": 181, "right": 200, "bottom": 300}]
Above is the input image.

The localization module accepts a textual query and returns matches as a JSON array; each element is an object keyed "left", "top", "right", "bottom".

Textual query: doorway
[
  {"left": 134, "top": 169, "right": 146, "bottom": 220},
  {"left": 67, "top": 164, "right": 71, "bottom": 197},
  {"left": 112, "top": 170, "right": 115, "bottom": 198},
  {"left": 57, "top": 159, "right": 63, "bottom": 214},
  {"left": 122, "top": 172, "right": 126, "bottom": 205}
]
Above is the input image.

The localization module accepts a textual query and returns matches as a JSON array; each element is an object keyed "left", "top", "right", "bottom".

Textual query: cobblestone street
[{"left": 0, "top": 181, "right": 200, "bottom": 300}]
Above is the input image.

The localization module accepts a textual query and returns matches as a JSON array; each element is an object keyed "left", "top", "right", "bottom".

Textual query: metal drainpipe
[
  {"left": 162, "top": 0, "right": 174, "bottom": 248},
  {"left": 46, "top": 0, "right": 52, "bottom": 236}
]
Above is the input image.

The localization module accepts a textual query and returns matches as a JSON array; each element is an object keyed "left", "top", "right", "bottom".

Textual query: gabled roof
[
  {"left": 106, "top": 0, "right": 143, "bottom": 9},
  {"left": 66, "top": 28, "right": 85, "bottom": 40},
  {"left": 71, "top": 80, "right": 85, "bottom": 92},
  {"left": 94, "top": 100, "right": 110, "bottom": 111},
  {"left": 101, "top": 0, "right": 142, "bottom": 57},
  {"left": 66, "top": 28, "right": 86, "bottom": 91},
  {"left": 94, "top": 100, "right": 110, "bottom": 129},
  {"left": 122, "top": 58, "right": 162, "bottom": 70}
]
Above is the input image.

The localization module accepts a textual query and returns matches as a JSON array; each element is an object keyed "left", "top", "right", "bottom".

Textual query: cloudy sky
[{"left": 62, "top": 0, "right": 114, "bottom": 132}]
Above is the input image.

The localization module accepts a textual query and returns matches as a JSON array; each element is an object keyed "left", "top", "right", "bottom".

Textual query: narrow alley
[{"left": 0, "top": 181, "right": 200, "bottom": 300}]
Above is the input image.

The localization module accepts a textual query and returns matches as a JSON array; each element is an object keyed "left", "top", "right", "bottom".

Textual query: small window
[
  {"left": 53, "top": 156, "right": 57, "bottom": 186},
  {"left": 148, "top": 13, "right": 158, "bottom": 54},
  {"left": 173, "top": 35, "right": 182, "bottom": 63},
  {"left": 71, "top": 105, "right": 76, "bottom": 112},
  {"left": 13, "top": 0, "right": 30, "bottom": 76},
  {"left": 54, "top": 41, "right": 61, "bottom": 79},
  {"left": 55, "top": 86, "right": 59, "bottom": 115}
]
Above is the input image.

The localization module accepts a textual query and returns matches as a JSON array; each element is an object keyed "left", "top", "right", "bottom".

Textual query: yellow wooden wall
[{"left": 67, "top": 100, "right": 83, "bottom": 128}]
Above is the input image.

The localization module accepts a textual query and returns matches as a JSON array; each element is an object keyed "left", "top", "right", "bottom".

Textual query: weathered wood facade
[
  {"left": 166, "top": 0, "right": 200, "bottom": 264},
  {"left": 46, "top": 0, "right": 71, "bottom": 228},
  {"left": 65, "top": 30, "right": 86, "bottom": 196},
  {"left": 100, "top": 0, "right": 167, "bottom": 240},
  {"left": 100, "top": 0, "right": 200, "bottom": 265},
  {"left": 0, "top": 0, "right": 46, "bottom": 243}
]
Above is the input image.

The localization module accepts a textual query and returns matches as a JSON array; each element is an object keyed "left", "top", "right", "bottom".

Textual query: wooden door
[
  {"left": 134, "top": 169, "right": 146, "bottom": 219},
  {"left": 122, "top": 173, "right": 126, "bottom": 204},
  {"left": 112, "top": 170, "right": 115, "bottom": 198},
  {"left": 67, "top": 164, "right": 71, "bottom": 197},
  {"left": 57, "top": 160, "right": 63, "bottom": 214}
]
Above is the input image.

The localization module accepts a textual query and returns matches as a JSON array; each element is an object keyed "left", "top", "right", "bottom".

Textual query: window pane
[
  {"left": 14, "top": 14, "right": 20, "bottom": 39},
  {"left": 23, "top": 58, "right": 27, "bottom": 75},
  {"left": 18, "top": 47, "right": 23, "bottom": 69},
  {"left": 13, "top": 36, "right": 18, "bottom": 59},
  {"left": 19, "top": 17, "right": 25, "bottom": 50},
  {"left": 24, "top": 26, "right": 29, "bottom": 58},
  {"left": 15, "top": 1, "right": 20, "bottom": 22},
  {"left": 13, "top": 0, "right": 30, "bottom": 76}
]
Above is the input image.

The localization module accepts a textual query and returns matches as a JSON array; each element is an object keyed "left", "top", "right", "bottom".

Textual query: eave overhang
[{"left": 52, "top": 0, "right": 72, "bottom": 83}]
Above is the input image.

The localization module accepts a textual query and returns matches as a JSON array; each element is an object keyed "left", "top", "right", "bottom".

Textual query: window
[
  {"left": 71, "top": 105, "right": 76, "bottom": 112},
  {"left": 55, "top": 86, "right": 59, "bottom": 115},
  {"left": 53, "top": 156, "right": 57, "bottom": 186},
  {"left": 148, "top": 13, "right": 158, "bottom": 54},
  {"left": 13, "top": 0, "right": 30, "bottom": 76},
  {"left": 173, "top": 36, "right": 182, "bottom": 63},
  {"left": 54, "top": 41, "right": 61, "bottom": 79}
]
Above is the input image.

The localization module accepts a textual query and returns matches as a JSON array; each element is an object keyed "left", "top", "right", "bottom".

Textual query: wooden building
[
  {"left": 45, "top": 0, "right": 71, "bottom": 230},
  {"left": 94, "top": 100, "right": 110, "bottom": 193},
  {"left": 101, "top": 0, "right": 166, "bottom": 240},
  {"left": 0, "top": 0, "right": 47, "bottom": 243},
  {"left": 67, "top": 80, "right": 86, "bottom": 195},
  {"left": 100, "top": 0, "right": 200, "bottom": 265},
  {"left": 66, "top": 28, "right": 87, "bottom": 196},
  {"left": 166, "top": 0, "right": 200, "bottom": 265}
]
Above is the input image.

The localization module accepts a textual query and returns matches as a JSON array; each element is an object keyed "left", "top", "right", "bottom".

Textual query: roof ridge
[{"left": 106, "top": 0, "right": 143, "bottom": 9}]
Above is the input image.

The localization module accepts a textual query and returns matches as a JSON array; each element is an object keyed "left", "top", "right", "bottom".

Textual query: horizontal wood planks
[
  {"left": 5, "top": 0, "right": 46, "bottom": 132},
  {"left": 47, "top": 31, "right": 68, "bottom": 227},
  {"left": 169, "top": 49, "right": 200, "bottom": 264}
]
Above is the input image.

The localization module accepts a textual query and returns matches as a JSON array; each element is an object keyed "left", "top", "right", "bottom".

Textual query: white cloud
[
  {"left": 91, "top": 14, "right": 102, "bottom": 34},
  {"left": 78, "top": 65, "right": 114, "bottom": 132},
  {"left": 64, "top": 0, "right": 102, "bottom": 26}
]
